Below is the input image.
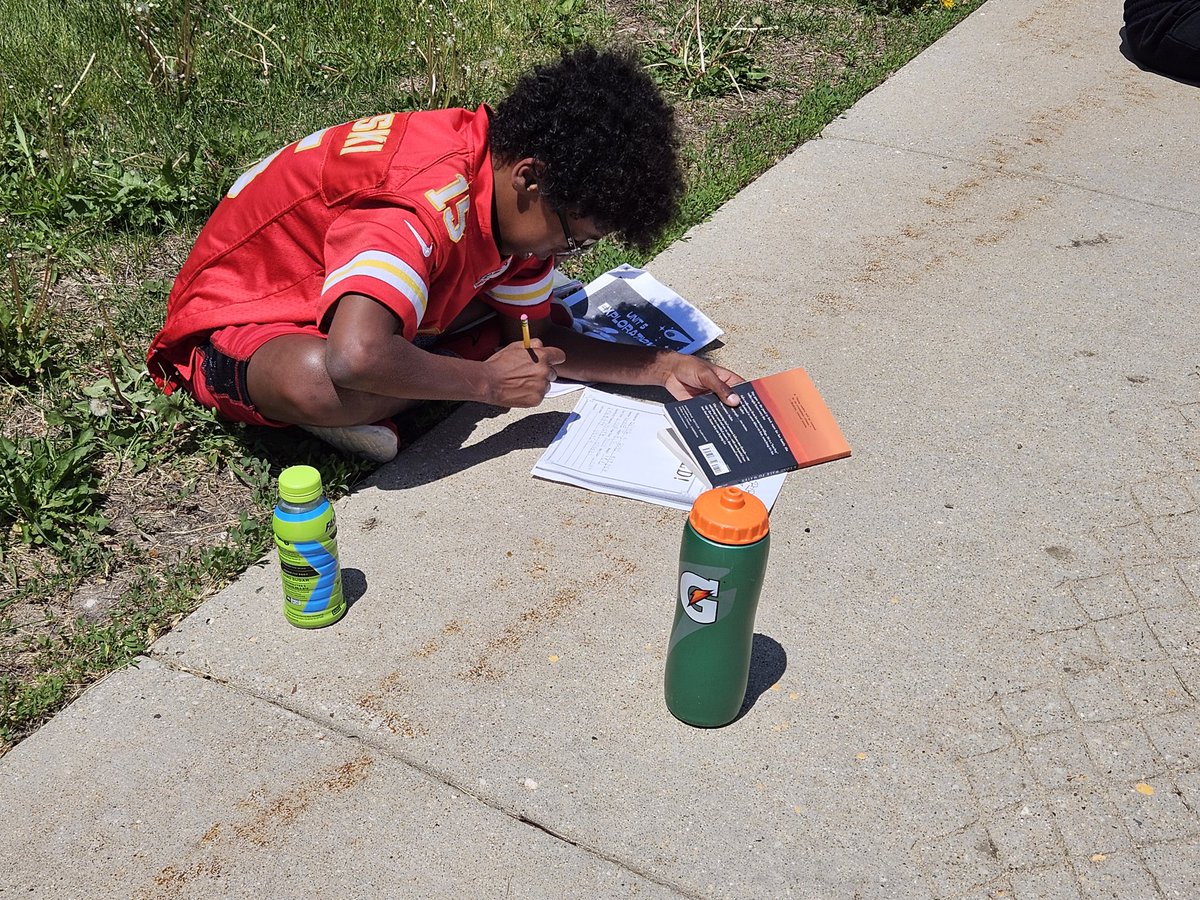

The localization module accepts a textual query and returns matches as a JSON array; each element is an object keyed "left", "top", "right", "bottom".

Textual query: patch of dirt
[
  {"left": 0, "top": 449, "right": 260, "bottom": 717},
  {"left": 1, "top": 382, "right": 55, "bottom": 442},
  {"left": 97, "top": 458, "right": 258, "bottom": 565}
]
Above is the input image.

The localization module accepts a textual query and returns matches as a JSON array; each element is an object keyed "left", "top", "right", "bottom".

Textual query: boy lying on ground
[{"left": 147, "top": 45, "right": 741, "bottom": 463}]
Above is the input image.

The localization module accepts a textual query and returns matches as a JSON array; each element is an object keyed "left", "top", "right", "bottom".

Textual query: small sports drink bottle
[
  {"left": 273, "top": 465, "right": 346, "bottom": 628},
  {"left": 664, "top": 487, "right": 771, "bottom": 727}
]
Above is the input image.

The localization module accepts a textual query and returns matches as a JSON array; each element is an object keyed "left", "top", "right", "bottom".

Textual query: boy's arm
[
  {"left": 326, "top": 294, "right": 565, "bottom": 408},
  {"left": 513, "top": 317, "right": 742, "bottom": 406}
]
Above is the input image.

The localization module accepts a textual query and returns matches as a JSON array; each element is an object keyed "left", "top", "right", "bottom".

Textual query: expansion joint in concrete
[
  {"left": 820, "top": 135, "right": 1200, "bottom": 219},
  {"left": 151, "top": 655, "right": 699, "bottom": 899}
]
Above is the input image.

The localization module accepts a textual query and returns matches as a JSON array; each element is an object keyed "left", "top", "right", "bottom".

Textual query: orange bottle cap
[{"left": 689, "top": 487, "right": 770, "bottom": 545}]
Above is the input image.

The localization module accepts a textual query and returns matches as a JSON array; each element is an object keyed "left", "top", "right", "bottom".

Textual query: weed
[
  {"left": 0, "top": 427, "right": 107, "bottom": 556},
  {"left": 1, "top": 253, "right": 62, "bottom": 384},
  {"left": 643, "top": 9, "right": 771, "bottom": 101},
  {"left": 407, "top": 0, "right": 467, "bottom": 106},
  {"left": 123, "top": 0, "right": 202, "bottom": 102},
  {"left": 1, "top": 672, "right": 69, "bottom": 747},
  {"left": 857, "top": 0, "right": 937, "bottom": 15},
  {"left": 67, "top": 351, "right": 234, "bottom": 471},
  {"left": 403, "top": 0, "right": 547, "bottom": 108},
  {"left": 539, "top": 0, "right": 593, "bottom": 47}
]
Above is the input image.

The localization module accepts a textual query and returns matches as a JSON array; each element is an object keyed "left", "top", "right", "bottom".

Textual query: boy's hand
[
  {"left": 483, "top": 340, "right": 567, "bottom": 408},
  {"left": 660, "top": 354, "right": 743, "bottom": 407}
]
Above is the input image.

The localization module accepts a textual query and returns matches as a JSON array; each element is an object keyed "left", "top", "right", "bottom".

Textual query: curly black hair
[{"left": 490, "top": 45, "right": 682, "bottom": 250}]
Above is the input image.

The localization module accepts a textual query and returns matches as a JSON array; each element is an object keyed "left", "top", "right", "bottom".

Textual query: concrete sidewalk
[{"left": 4, "top": 0, "right": 1199, "bottom": 896}]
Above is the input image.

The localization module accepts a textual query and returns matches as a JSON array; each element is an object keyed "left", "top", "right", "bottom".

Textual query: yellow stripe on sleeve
[
  {"left": 322, "top": 251, "right": 429, "bottom": 322},
  {"left": 486, "top": 270, "right": 554, "bottom": 307}
]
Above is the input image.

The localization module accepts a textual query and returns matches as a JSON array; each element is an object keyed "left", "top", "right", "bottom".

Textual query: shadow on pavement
[
  {"left": 733, "top": 633, "right": 788, "bottom": 723},
  {"left": 373, "top": 405, "right": 570, "bottom": 490},
  {"left": 342, "top": 567, "right": 368, "bottom": 610}
]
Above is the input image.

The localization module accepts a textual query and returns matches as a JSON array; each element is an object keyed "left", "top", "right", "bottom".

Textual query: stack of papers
[{"left": 531, "top": 389, "right": 787, "bottom": 512}]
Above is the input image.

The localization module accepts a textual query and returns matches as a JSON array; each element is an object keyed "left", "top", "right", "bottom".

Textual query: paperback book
[{"left": 662, "top": 368, "right": 851, "bottom": 488}]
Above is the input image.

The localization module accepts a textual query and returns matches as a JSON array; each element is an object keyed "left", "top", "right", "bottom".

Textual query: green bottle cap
[{"left": 278, "top": 465, "right": 324, "bottom": 504}]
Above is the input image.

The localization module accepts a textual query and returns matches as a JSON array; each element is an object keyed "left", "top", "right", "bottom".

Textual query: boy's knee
[{"left": 248, "top": 338, "right": 343, "bottom": 423}]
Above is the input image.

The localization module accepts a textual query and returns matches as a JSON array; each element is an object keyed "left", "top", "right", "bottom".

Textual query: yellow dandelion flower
[{"left": 942, "top": 0, "right": 954, "bottom": 7}]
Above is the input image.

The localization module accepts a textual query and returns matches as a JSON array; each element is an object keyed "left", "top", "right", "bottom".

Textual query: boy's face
[
  {"left": 494, "top": 158, "right": 607, "bottom": 261},
  {"left": 502, "top": 206, "right": 604, "bottom": 262}
]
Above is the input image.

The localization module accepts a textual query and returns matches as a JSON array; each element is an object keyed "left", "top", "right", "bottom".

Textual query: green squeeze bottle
[
  {"left": 273, "top": 465, "right": 346, "bottom": 628},
  {"left": 664, "top": 486, "right": 771, "bottom": 727}
]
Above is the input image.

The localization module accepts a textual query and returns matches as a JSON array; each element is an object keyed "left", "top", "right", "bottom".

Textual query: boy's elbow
[{"left": 324, "top": 339, "right": 374, "bottom": 390}]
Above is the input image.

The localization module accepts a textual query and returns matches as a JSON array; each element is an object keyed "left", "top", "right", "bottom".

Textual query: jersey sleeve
[
  {"left": 483, "top": 257, "right": 555, "bottom": 321},
  {"left": 322, "top": 205, "right": 438, "bottom": 340}
]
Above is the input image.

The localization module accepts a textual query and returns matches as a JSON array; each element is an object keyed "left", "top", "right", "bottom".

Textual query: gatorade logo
[{"left": 679, "top": 572, "right": 719, "bottom": 624}]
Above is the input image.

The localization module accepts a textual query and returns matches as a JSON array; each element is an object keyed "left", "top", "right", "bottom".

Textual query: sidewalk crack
[
  {"left": 152, "top": 654, "right": 699, "bottom": 899},
  {"left": 820, "top": 135, "right": 1200, "bottom": 218}
]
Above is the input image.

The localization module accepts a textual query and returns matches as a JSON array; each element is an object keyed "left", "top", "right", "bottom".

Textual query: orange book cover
[
  {"left": 664, "top": 367, "right": 850, "bottom": 487},
  {"left": 752, "top": 368, "right": 851, "bottom": 467}
]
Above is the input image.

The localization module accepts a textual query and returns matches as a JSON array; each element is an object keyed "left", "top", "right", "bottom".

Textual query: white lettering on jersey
[
  {"left": 424, "top": 174, "right": 470, "bottom": 242},
  {"left": 340, "top": 113, "right": 395, "bottom": 155}
]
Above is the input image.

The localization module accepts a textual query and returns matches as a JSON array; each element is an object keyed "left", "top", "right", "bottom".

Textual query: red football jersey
[{"left": 147, "top": 106, "right": 553, "bottom": 390}]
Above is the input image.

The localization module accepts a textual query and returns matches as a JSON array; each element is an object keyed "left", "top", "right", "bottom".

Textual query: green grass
[{"left": 0, "top": 0, "right": 983, "bottom": 750}]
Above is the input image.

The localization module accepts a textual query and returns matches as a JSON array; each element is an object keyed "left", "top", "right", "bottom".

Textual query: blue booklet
[{"left": 554, "top": 265, "right": 723, "bottom": 355}]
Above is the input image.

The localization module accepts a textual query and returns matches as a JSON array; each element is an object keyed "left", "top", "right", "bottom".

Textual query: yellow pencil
[{"left": 520, "top": 314, "right": 537, "bottom": 361}]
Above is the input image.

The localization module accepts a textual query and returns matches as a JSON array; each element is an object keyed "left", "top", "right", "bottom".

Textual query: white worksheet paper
[{"left": 532, "top": 389, "right": 785, "bottom": 511}]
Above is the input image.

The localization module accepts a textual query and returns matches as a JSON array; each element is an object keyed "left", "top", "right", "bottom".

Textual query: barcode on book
[{"left": 698, "top": 443, "right": 729, "bottom": 476}]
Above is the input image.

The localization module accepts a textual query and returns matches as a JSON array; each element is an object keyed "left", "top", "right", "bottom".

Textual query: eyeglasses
[{"left": 554, "top": 207, "right": 599, "bottom": 258}]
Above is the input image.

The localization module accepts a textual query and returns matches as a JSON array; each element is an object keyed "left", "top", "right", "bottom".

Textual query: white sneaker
[{"left": 298, "top": 421, "right": 398, "bottom": 464}]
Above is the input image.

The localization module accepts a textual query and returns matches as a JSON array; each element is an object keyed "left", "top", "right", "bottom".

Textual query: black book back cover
[{"left": 665, "top": 384, "right": 799, "bottom": 487}]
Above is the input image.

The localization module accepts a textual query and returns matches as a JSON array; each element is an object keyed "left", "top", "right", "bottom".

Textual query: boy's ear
[{"left": 511, "top": 158, "right": 543, "bottom": 194}]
